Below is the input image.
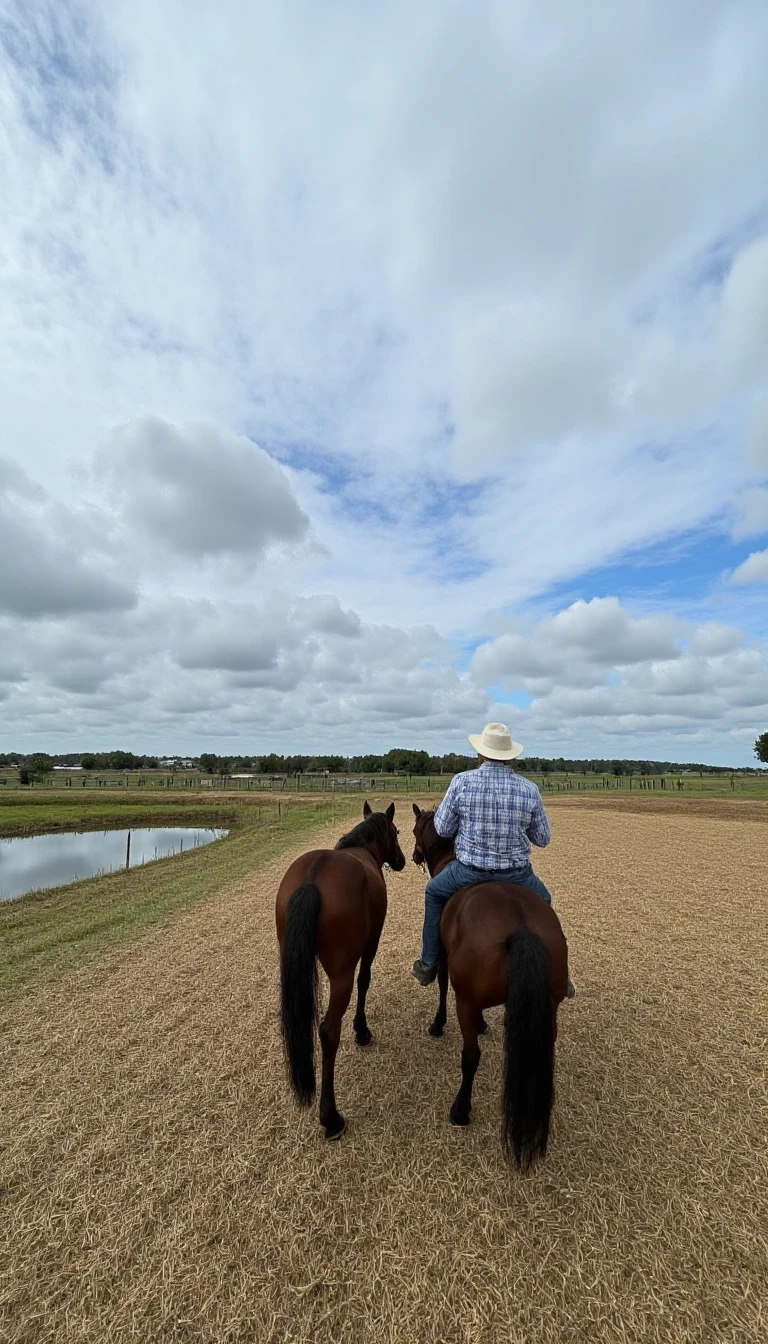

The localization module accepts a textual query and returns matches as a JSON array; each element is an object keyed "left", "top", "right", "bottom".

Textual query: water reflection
[{"left": 0, "top": 827, "right": 228, "bottom": 902}]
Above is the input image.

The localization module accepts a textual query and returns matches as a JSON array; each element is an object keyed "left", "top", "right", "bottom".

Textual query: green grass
[
  {"left": 5, "top": 767, "right": 767, "bottom": 800},
  {"left": 0, "top": 792, "right": 237, "bottom": 837},
  {"left": 0, "top": 793, "right": 362, "bottom": 1000}
]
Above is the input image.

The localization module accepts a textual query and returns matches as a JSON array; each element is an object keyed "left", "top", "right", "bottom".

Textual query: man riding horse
[{"left": 412, "top": 722, "right": 576, "bottom": 1000}]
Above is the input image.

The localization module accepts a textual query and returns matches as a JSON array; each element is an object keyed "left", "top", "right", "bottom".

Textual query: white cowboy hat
[{"left": 468, "top": 721, "right": 524, "bottom": 761}]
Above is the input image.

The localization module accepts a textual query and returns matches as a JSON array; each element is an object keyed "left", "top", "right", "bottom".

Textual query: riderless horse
[{"left": 276, "top": 802, "right": 405, "bottom": 1139}]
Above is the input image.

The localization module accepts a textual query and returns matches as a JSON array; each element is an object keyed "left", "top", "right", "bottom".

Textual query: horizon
[
  {"left": 5, "top": 745, "right": 765, "bottom": 773},
  {"left": 2, "top": 3, "right": 767, "bottom": 767}
]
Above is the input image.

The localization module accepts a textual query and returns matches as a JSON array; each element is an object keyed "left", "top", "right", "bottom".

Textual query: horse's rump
[
  {"left": 277, "top": 848, "right": 382, "bottom": 976},
  {"left": 443, "top": 881, "right": 568, "bottom": 1005}
]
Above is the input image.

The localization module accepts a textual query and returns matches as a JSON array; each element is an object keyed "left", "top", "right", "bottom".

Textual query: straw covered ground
[{"left": 2, "top": 797, "right": 767, "bottom": 1343}]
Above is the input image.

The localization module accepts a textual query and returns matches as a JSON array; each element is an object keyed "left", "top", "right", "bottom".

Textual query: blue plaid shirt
[{"left": 434, "top": 761, "right": 551, "bottom": 869}]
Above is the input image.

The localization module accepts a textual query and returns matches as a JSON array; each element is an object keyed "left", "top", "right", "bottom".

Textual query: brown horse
[
  {"left": 276, "top": 801, "right": 405, "bottom": 1139},
  {"left": 412, "top": 805, "right": 570, "bottom": 1168}
]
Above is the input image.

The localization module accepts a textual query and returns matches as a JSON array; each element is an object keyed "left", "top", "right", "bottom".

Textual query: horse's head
[
  {"left": 411, "top": 803, "right": 437, "bottom": 867},
  {"left": 363, "top": 799, "right": 406, "bottom": 871}
]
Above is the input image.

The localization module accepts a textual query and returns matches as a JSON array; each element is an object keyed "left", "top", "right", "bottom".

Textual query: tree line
[{"left": 2, "top": 739, "right": 766, "bottom": 781}]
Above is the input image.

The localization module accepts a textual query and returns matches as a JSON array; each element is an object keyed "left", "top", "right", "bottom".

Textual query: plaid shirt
[{"left": 434, "top": 761, "right": 551, "bottom": 869}]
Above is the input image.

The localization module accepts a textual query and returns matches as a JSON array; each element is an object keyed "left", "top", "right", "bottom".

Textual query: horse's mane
[{"left": 335, "top": 813, "right": 387, "bottom": 851}]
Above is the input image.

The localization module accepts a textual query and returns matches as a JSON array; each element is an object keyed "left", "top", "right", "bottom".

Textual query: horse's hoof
[
  {"left": 428, "top": 1021, "right": 445, "bottom": 1038},
  {"left": 478, "top": 1017, "right": 489, "bottom": 1035},
  {"left": 355, "top": 1026, "right": 373, "bottom": 1046},
  {"left": 450, "top": 1106, "right": 471, "bottom": 1127},
  {"left": 324, "top": 1115, "right": 347, "bottom": 1141}
]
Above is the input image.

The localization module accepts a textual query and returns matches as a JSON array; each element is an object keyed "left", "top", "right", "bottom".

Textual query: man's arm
[
  {"left": 434, "top": 776, "right": 461, "bottom": 838},
  {"left": 526, "top": 792, "right": 552, "bottom": 847}
]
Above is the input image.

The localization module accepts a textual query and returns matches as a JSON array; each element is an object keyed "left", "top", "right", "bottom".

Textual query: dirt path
[{"left": 2, "top": 805, "right": 767, "bottom": 1343}]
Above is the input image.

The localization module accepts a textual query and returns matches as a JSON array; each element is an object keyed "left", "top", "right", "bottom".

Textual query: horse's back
[
  {"left": 443, "top": 882, "right": 568, "bottom": 1006},
  {"left": 276, "top": 847, "right": 384, "bottom": 975}
]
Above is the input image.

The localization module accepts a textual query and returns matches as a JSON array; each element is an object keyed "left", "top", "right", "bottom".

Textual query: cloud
[
  {"left": 2, "top": 3, "right": 768, "bottom": 763},
  {"left": 0, "top": 460, "right": 136, "bottom": 619},
  {"left": 469, "top": 596, "right": 768, "bottom": 757},
  {"left": 688, "top": 623, "right": 744, "bottom": 656},
  {"left": 746, "top": 400, "right": 768, "bottom": 475},
  {"left": 719, "top": 235, "right": 768, "bottom": 386},
  {"left": 472, "top": 599, "right": 681, "bottom": 686},
  {"left": 545, "top": 598, "right": 680, "bottom": 664},
  {"left": 101, "top": 418, "right": 309, "bottom": 560},
  {"left": 729, "top": 549, "right": 768, "bottom": 585},
  {"left": 731, "top": 486, "right": 768, "bottom": 541}
]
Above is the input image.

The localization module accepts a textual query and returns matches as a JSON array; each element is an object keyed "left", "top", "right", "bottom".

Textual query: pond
[{"left": 0, "top": 827, "right": 229, "bottom": 902}]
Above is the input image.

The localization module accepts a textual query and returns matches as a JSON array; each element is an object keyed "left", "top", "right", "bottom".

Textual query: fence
[{"left": 0, "top": 770, "right": 762, "bottom": 797}]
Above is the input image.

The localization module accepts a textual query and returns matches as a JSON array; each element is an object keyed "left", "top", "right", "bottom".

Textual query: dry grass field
[{"left": 2, "top": 797, "right": 767, "bottom": 1344}]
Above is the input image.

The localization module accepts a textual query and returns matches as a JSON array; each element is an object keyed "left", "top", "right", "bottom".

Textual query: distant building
[{"left": 54, "top": 765, "right": 84, "bottom": 771}]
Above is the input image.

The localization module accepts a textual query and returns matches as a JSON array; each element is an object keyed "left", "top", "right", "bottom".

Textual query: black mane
[{"left": 335, "top": 814, "right": 386, "bottom": 851}]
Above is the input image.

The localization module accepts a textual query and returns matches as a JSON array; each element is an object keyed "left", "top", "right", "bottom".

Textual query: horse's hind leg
[
  {"left": 428, "top": 946, "right": 449, "bottom": 1037},
  {"left": 353, "top": 929, "right": 382, "bottom": 1046},
  {"left": 319, "top": 971, "right": 354, "bottom": 1140},
  {"left": 449, "top": 996, "right": 482, "bottom": 1127}
]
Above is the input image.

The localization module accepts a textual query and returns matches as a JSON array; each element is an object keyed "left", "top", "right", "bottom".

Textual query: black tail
[
  {"left": 502, "top": 926, "right": 555, "bottom": 1170},
  {"left": 280, "top": 883, "right": 322, "bottom": 1105}
]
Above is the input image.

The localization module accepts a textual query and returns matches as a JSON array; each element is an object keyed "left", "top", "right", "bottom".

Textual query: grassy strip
[
  {"left": 0, "top": 796, "right": 237, "bottom": 837},
  {"left": 0, "top": 796, "right": 361, "bottom": 1000}
]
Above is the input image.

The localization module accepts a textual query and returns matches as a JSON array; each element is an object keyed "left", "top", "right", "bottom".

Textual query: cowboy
[{"left": 412, "top": 722, "right": 575, "bottom": 997}]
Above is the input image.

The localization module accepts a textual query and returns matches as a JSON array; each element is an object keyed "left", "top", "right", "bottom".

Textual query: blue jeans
[{"left": 420, "top": 859, "right": 553, "bottom": 967}]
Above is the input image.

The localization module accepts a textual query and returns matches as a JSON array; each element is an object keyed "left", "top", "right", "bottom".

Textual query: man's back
[{"left": 435, "top": 761, "right": 551, "bottom": 869}]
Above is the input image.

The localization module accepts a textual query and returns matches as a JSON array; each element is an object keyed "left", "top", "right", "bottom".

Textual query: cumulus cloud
[
  {"left": 101, "top": 419, "right": 308, "bottom": 560},
  {"left": 469, "top": 596, "right": 768, "bottom": 757},
  {"left": 472, "top": 599, "right": 681, "bottom": 686},
  {"left": 0, "top": 460, "right": 136, "bottom": 619},
  {"left": 545, "top": 599, "right": 680, "bottom": 665},
  {"left": 729, "top": 549, "right": 768, "bottom": 585}
]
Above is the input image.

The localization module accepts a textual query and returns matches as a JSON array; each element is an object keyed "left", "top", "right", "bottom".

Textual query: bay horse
[
  {"left": 276, "top": 801, "right": 405, "bottom": 1139},
  {"left": 412, "top": 804, "right": 569, "bottom": 1169}
]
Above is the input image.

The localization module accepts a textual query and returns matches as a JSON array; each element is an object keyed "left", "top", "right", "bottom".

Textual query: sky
[{"left": 1, "top": 0, "right": 767, "bottom": 766}]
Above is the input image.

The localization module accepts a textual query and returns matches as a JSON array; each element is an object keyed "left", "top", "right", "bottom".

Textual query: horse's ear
[
  {"left": 412, "top": 803, "right": 421, "bottom": 818},
  {"left": 386, "top": 801, "right": 395, "bottom": 821},
  {"left": 363, "top": 800, "right": 372, "bottom": 817}
]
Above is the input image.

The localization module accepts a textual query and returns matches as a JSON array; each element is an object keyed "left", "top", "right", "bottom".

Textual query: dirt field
[{"left": 2, "top": 798, "right": 767, "bottom": 1344}]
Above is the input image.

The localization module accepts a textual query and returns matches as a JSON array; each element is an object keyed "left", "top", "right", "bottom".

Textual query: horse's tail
[
  {"left": 502, "top": 926, "right": 555, "bottom": 1169},
  {"left": 280, "top": 882, "right": 322, "bottom": 1105}
]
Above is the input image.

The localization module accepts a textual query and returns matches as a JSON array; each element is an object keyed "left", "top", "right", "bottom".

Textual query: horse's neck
[
  {"left": 429, "top": 840, "right": 454, "bottom": 877},
  {"left": 348, "top": 843, "right": 384, "bottom": 873}
]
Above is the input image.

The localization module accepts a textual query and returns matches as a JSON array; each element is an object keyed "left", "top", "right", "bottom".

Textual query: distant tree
[
  {"left": 199, "top": 753, "right": 219, "bottom": 775},
  {"left": 258, "top": 754, "right": 283, "bottom": 774},
  {"left": 80, "top": 754, "right": 97, "bottom": 771},
  {"left": 611, "top": 761, "right": 625, "bottom": 777},
  {"left": 382, "top": 748, "right": 431, "bottom": 774},
  {"left": 25, "top": 754, "right": 54, "bottom": 782},
  {"left": 108, "top": 750, "right": 142, "bottom": 771},
  {"left": 355, "top": 754, "right": 382, "bottom": 773},
  {"left": 755, "top": 732, "right": 768, "bottom": 764}
]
